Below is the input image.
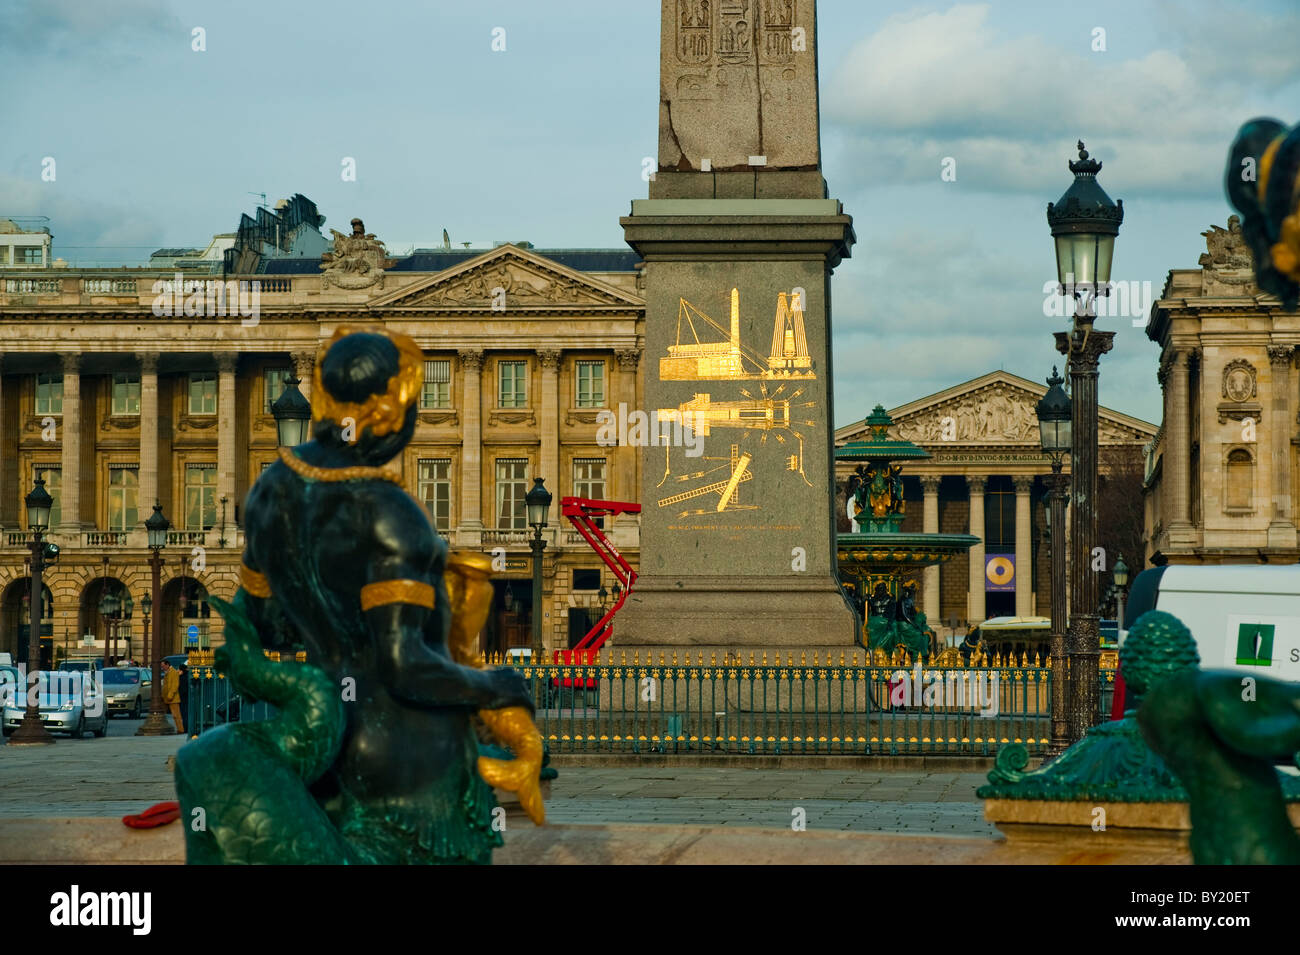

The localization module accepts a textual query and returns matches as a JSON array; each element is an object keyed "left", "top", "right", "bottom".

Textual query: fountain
[{"left": 836, "top": 406, "right": 979, "bottom": 660}]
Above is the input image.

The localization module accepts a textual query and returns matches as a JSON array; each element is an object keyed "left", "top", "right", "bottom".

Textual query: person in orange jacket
[{"left": 161, "top": 660, "right": 184, "bottom": 733}]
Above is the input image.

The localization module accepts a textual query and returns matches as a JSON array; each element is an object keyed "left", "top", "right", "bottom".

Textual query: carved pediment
[
  {"left": 890, "top": 383, "right": 1042, "bottom": 445},
  {"left": 836, "top": 371, "right": 1157, "bottom": 450},
  {"left": 374, "top": 246, "right": 638, "bottom": 310}
]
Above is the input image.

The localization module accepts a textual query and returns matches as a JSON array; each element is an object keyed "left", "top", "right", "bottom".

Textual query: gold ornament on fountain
[{"left": 444, "top": 550, "right": 546, "bottom": 826}]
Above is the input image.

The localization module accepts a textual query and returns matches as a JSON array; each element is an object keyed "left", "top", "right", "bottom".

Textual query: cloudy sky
[{"left": 3, "top": 0, "right": 1298, "bottom": 426}]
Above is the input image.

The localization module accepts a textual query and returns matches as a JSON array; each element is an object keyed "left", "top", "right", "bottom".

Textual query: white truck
[{"left": 1124, "top": 564, "right": 1300, "bottom": 681}]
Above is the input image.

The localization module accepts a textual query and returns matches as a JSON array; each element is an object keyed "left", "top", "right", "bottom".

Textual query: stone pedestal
[{"left": 618, "top": 202, "right": 856, "bottom": 646}]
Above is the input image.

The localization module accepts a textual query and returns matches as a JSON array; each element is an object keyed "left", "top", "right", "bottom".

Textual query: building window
[
  {"left": 184, "top": 464, "right": 217, "bottom": 530},
  {"left": 495, "top": 459, "right": 529, "bottom": 529},
  {"left": 34, "top": 373, "right": 62, "bottom": 415},
  {"left": 265, "top": 367, "right": 292, "bottom": 413},
  {"left": 572, "top": 568, "right": 601, "bottom": 591},
  {"left": 1226, "top": 449, "right": 1254, "bottom": 510},
  {"left": 498, "top": 361, "right": 527, "bottom": 408},
  {"left": 107, "top": 466, "right": 139, "bottom": 532},
  {"left": 111, "top": 373, "right": 141, "bottom": 416},
  {"left": 573, "top": 458, "right": 607, "bottom": 528},
  {"left": 984, "top": 476, "right": 1015, "bottom": 549},
  {"left": 418, "top": 458, "right": 452, "bottom": 533},
  {"left": 575, "top": 361, "right": 606, "bottom": 408},
  {"left": 422, "top": 359, "right": 452, "bottom": 409},
  {"left": 15, "top": 246, "right": 42, "bottom": 265},
  {"left": 33, "top": 465, "right": 60, "bottom": 527},
  {"left": 188, "top": 373, "right": 216, "bottom": 415}
]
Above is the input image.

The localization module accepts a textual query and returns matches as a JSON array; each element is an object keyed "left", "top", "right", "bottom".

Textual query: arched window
[{"left": 1226, "top": 448, "right": 1253, "bottom": 511}]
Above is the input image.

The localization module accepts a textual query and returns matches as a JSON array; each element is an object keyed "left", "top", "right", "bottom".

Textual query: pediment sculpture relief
[
  {"left": 414, "top": 258, "right": 618, "bottom": 308},
  {"left": 1199, "top": 216, "right": 1258, "bottom": 297},
  {"left": 891, "top": 387, "right": 1041, "bottom": 444}
]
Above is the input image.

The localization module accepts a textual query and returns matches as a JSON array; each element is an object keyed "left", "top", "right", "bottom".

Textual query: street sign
[{"left": 187, "top": 624, "right": 199, "bottom": 645}]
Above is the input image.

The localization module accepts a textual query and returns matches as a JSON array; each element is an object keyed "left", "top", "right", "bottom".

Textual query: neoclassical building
[
  {"left": 835, "top": 371, "right": 1156, "bottom": 638},
  {"left": 1144, "top": 217, "right": 1300, "bottom": 565},
  {"left": 0, "top": 223, "right": 646, "bottom": 666}
]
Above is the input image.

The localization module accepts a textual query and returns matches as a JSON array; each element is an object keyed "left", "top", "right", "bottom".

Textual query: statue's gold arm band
[
  {"left": 360, "top": 579, "right": 436, "bottom": 612},
  {"left": 240, "top": 563, "right": 273, "bottom": 598}
]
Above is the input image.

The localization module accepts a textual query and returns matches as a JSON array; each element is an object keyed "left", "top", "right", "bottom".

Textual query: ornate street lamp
[
  {"left": 10, "top": 478, "right": 55, "bottom": 745},
  {"left": 1112, "top": 555, "right": 1130, "bottom": 635},
  {"left": 1049, "top": 141, "right": 1123, "bottom": 744},
  {"left": 1048, "top": 141, "right": 1124, "bottom": 319},
  {"left": 271, "top": 375, "right": 312, "bottom": 447},
  {"left": 1036, "top": 367, "right": 1071, "bottom": 756},
  {"left": 525, "top": 478, "right": 552, "bottom": 659},
  {"left": 137, "top": 502, "right": 175, "bottom": 736}
]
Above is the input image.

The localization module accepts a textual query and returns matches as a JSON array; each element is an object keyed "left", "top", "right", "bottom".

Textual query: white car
[{"left": 2, "top": 670, "right": 108, "bottom": 738}]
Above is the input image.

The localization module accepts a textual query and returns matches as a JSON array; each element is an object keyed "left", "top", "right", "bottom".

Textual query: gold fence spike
[
  {"left": 762, "top": 651, "right": 768, "bottom": 666},
  {"left": 711, "top": 651, "right": 717, "bottom": 666},
  {"left": 621, "top": 649, "right": 627, "bottom": 665},
  {"left": 671, "top": 650, "right": 678, "bottom": 666},
  {"left": 659, "top": 652, "right": 666, "bottom": 666},
  {"left": 749, "top": 651, "right": 756, "bottom": 666},
  {"left": 801, "top": 652, "right": 807, "bottom": 666}
]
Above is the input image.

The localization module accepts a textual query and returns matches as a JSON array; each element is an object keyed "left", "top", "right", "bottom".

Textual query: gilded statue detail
[{"left": 175, "top": 328, "right": 544, "bottom": 864}]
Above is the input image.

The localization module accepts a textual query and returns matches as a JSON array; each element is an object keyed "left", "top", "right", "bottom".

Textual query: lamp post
[
  {"left": 1112, "top": 555, "right": 1130, "bottom": 635},
  {"left": 271, "top": 375, "right": 312, "bottom": 447},
  {"left": 137, "top": 502, "right": 175, "bottom": 736},
  {"left": 1048, "top": 140, "right": 1123, "bottom": 743},
  {"left": 11, "top": 479, "right": 55, "bottom": 744},
  {"left": 141, "top": 592, "right": 152, "bottom": 676},
  {"left": 1036, "top": 367, "right": 1072, "bottom": 756},
  {"left": 525, "top": 478, "right": 552, "bottom": 660}
]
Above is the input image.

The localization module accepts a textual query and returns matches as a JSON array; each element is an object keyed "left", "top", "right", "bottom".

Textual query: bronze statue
[
  {"left": 1134, "top": 609, "right": 1300, "bottom": 864},
  {"left": 175, "top": 327, "right": 543, "bottom": 864}
]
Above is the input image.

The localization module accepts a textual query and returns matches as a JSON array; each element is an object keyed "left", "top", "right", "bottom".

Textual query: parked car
[
  {"left": 101, "top": 666, "right": 152, "bottom": 718},
  {"left": 2, "top": 670, "right": 108, "bottom": 738},
  {"left": 0, "top": 665, "right": 20, "bottom": 710}
]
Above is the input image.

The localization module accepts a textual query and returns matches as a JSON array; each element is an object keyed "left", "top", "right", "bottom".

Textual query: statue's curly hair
[{"left": 1120, "top": 610, "right": 1200, "bottom": 698}]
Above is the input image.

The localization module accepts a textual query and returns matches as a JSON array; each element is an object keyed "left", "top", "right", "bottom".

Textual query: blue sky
[{"left": 3, "top": 0, "right": 1298, "bottom": 426}]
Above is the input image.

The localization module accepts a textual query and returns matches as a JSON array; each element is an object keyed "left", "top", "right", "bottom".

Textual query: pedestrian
[
  {"left": 177, "top": 661, "right": 190, "bottom": 735},
  {"left": 162, "top": 660, "right": 184, "bottom": 734}
]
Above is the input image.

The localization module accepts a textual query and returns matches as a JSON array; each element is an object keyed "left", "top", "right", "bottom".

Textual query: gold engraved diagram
[{"left": 656, "top": 287, "right": 817, "bottom": 514}]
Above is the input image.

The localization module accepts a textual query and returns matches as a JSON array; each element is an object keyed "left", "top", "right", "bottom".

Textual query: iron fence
[{"left": 186, "top": 650, "right": 1116, "bottom": 756}]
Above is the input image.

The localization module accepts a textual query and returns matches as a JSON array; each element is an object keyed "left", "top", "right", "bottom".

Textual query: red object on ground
[
  {"left": 122, "top": 801, "right": 180, "bottom": 829},
  {"left": 1110, "top": 669, "right": 1127, "bottom": 721},
  {"left": 552, "top": 497, "right": 641, "bottom": 689}
]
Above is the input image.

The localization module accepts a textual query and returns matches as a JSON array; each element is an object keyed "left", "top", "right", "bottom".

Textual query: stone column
[
  {"left": 1013, "top": 476, "right": 1034, "bottom": 618},
  {"left": 614, "top": 348, "right": 640, "bottom": 503},
  {"left": 1268, "top": 345, "right": 1296, "bottom": 547},
  {"left": 538, "top": 350, "right": 561, "bottom": 494},
  {"left": 967, "top": 475, "right": 987, "bottom": 624},
  {"left": 217, "top": 353, "right": 237, "bottom": 540},
  {"left": 1165, "top": 347, "right": 1195, "bottom": 544},
  {"left": 292, "top": 351, "right": 316, "bottom": 404},
  {"left": 457, "top": 349, "right": 484, "bottom": 546},
  {"left": 58, "top": 353, "right": 81, "bottom": 534},
  {"left": 920, "top": 475, "right": 941, "bottom": 624},
  {"left": 137, "top": 352, "right": 159, "bottom": 517}
]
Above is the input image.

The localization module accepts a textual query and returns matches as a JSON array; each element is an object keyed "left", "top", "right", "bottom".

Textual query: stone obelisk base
[{"left": 616, "top": 573, "right": 859, "bottom": 651}]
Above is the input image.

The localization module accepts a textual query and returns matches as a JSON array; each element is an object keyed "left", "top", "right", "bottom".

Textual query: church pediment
[
  {"left": 834, "top": 371, "right": 1157, "bottom": 449},
  {"left": 369, "top": 245, "right": 642, "bottom": 310}
]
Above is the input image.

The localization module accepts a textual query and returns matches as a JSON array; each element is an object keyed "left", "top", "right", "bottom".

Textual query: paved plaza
[{"left": 0, "top": 724, "right": 995, "bottom": 837}]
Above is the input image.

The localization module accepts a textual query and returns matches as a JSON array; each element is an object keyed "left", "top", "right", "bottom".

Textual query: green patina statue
[
  {"left": 175, "top": 327, "right": 545, "bottom": 864},
  {"left": 1135, "top": 611, "right": 1300, "bottom": 865},
  {"left": 978, "top": 608, "right": 1194, "bottom": 802}
]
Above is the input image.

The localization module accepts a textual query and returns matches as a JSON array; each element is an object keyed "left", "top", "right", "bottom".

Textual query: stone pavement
[{"left": 0, "top": 735, "right": 995, "bottom": 837}]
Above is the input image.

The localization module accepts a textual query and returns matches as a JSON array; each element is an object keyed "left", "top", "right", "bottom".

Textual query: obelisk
[{"left": 619, "top": 0, "right": 858, "bottom": 649}]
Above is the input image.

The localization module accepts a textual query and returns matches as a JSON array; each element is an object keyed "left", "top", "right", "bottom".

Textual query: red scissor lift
[{"left": 549, "top": 497, "right": 640, "bottom": 700}]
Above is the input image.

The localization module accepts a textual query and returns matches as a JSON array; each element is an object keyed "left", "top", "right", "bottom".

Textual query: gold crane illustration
[
  {"left": 657, "top": 445, "right": 757, "bottom": 517},
  {"left": 659, "top": 288, "right": 815, "bottom": 381}
]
